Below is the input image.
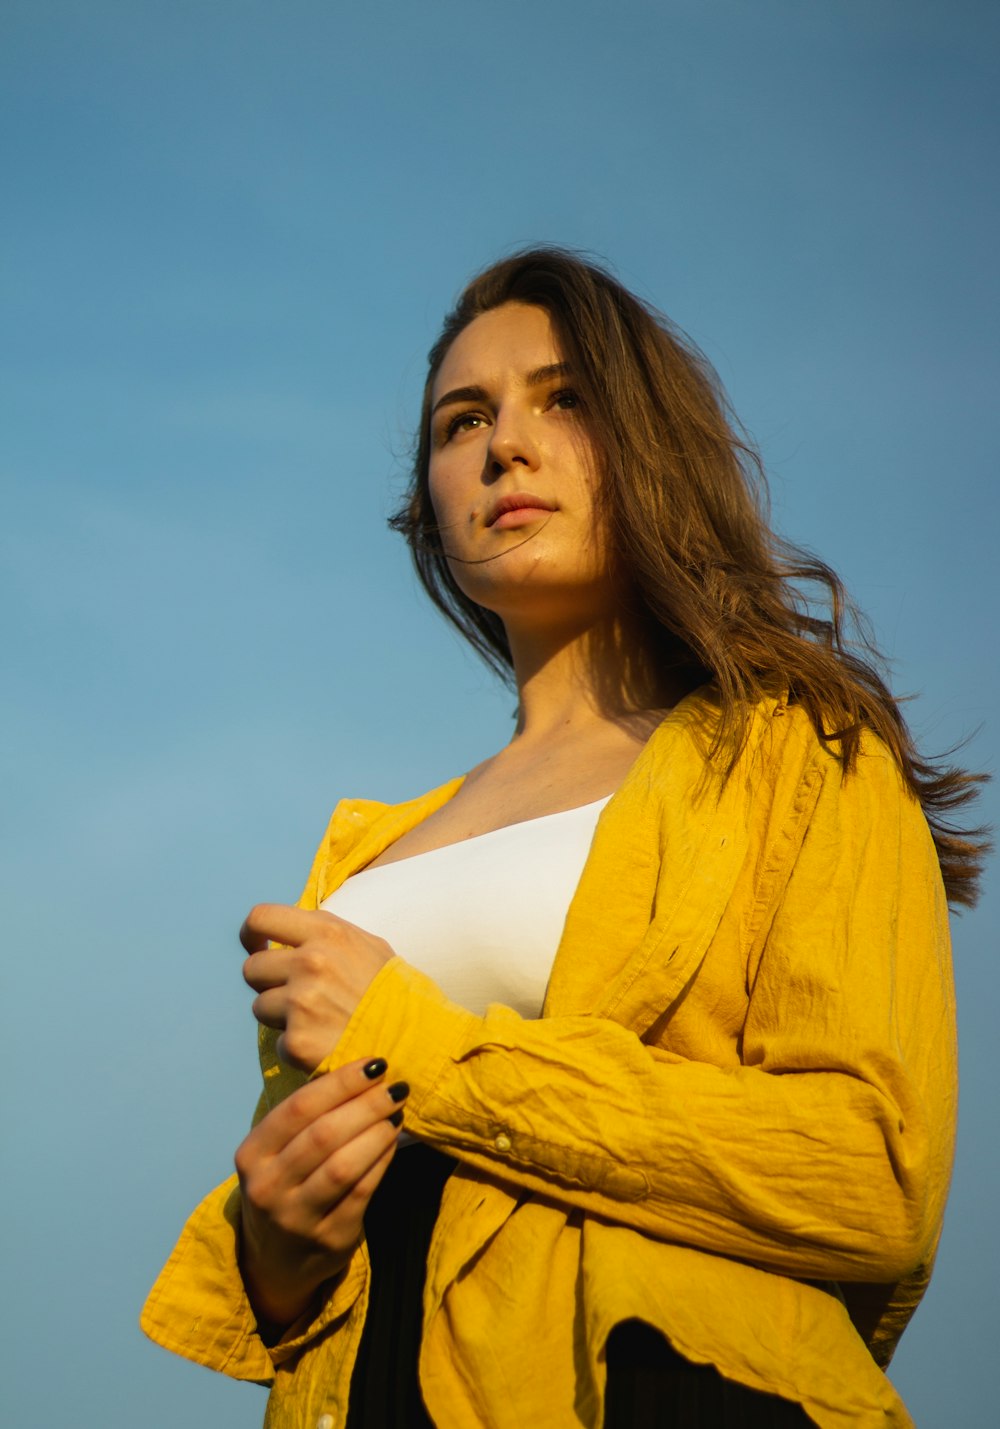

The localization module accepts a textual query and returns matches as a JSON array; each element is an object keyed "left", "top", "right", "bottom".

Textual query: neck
[{"left": 505, "top": 609, "right": 691, "bottom": 745}]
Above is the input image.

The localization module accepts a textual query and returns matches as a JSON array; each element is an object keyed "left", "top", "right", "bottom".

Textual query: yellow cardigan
[{"left": 142, "top": 692, "right": 956, "bottom": 1428}]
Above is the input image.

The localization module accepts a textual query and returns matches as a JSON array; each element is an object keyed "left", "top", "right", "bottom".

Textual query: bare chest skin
[{"left": 365, "top": 714, "right": 665, "bottom": 870}]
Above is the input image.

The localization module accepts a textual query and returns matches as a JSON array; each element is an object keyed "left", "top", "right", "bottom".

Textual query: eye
[
  {"left": 548, "top": 388, "right": 581, "bottom": 412},
  {"left": 442, "top": 409, "right": 489, "bottom": 442}
]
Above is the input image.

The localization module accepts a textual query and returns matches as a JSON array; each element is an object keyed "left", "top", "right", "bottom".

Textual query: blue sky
[{"left": 3, "top": 2, "right": 998, "bottom": 1425}]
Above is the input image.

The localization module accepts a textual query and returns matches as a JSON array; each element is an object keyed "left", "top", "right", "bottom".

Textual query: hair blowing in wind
[{"left": 392, "top": 246, "right": 990, "bottom": 908}]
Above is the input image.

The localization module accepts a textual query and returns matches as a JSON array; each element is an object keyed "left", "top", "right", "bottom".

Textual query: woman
[{"left": 142, "top": 248, "right": 986, "bottom": 1428}]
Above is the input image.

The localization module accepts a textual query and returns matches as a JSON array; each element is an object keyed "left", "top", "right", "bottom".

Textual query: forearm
[
  {"left": 237, "top": 1218, "right": 344, "bottom": 1338},
  {"left": 320, "top": 959, "right": 936, "bottom": 1283},
  {"left": 309, "top": 738, "right": 955, "bottom": 1290}
]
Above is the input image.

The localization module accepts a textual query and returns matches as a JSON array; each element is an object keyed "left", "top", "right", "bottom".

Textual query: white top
[{"left": 319, "top": 796, "right": 611, "bottom": 1020}]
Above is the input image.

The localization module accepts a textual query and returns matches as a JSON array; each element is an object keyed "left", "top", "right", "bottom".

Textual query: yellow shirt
[{"left": 142, "top": 692, "right": 956, "bottom": 1428}]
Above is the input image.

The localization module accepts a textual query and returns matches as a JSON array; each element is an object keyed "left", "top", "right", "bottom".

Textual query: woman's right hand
[{"left": 235, "top": 1056, "right": 407, "bottom": 1335}]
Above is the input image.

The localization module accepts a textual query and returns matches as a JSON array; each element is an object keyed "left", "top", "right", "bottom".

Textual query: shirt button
[
  {"left": 494, "top": 1133, "right": 512, "bottom": 1153},
  {"left": 317, "top": 1415, "right": 334, "bottom": 1429}
]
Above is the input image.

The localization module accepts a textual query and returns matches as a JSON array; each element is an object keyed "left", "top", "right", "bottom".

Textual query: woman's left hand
[{"left": 240, "top": 904, "right": 395, "bottom": 1072}]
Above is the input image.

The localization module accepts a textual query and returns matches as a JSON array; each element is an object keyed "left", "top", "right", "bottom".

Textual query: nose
[{"left": 486, "top": 404, "right": 540, "bottom": 477}]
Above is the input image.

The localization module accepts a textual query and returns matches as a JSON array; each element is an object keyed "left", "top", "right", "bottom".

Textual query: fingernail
[
  {"left": 387, "top": 1080, "right": 409, "bottom": 1103},
  {"left": 363, "top": 1058, "right": 388, "bottom": 1080},
  {"left": 389, "top": 1109, "right": 404, "bottom": 1128}
]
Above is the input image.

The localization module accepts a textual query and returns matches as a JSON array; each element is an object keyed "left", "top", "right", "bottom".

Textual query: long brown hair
[{"left": 391, "top": 246, "right": 989, "bottom": 907}]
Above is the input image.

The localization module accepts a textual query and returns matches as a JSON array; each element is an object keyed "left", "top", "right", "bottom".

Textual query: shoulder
[
  {"left": 656, "top": 687, "right": 911, "bottom": 785},
  {"left": 640, "top": 688, "right": 830, "bottom": 800},
  {"left": 756, "top": 706, "right": 936, "bottom": 886},
  {"left": 640, "top": 690, "right": 924, "bottom": 848}
]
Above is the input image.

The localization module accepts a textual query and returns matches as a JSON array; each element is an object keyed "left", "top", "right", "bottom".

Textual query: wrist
[{"left": 238, "top": 1227, "right": 350, "bottom": 1337}]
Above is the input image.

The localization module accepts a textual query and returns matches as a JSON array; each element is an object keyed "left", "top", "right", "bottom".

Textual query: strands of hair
[{"left": 391, "top": 246, "right": 990, "bottom": 909}]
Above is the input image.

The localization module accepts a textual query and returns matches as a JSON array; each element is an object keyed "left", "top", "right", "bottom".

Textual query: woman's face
[{"left": 427, "top": 302, "right": 618, "bottom": 631}]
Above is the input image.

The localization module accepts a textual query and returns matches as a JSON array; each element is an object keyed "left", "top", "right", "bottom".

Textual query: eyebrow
[{"left": 431, "top": 361, "right": 572, "bottom": 417}]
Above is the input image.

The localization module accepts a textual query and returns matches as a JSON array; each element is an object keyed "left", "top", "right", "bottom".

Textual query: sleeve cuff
[
  {"left": 313, "top": 957, "right": 480, "bottom": 1133},
  {"left": 140, "top": 1175, "right": 370, "bottom": 1378},
  {"left": 141, "top": 1177, "right": 274, "bottom": 1383}
]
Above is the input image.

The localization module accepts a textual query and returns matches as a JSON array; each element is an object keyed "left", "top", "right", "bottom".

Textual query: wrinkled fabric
[{"left": 142, "top": 691, "right": 956, "bottom": 1428}]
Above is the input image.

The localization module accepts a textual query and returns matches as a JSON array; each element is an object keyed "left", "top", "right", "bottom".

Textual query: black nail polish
[
  {"left": 363, "top": 1058, "right": 388, "bottom": 1080},
  {"left": 389, "top": 1109, "right": 404, "bottom": 1128},
  {"left": 387, "top": 1080, "right": 409, "bottom": 1103}
]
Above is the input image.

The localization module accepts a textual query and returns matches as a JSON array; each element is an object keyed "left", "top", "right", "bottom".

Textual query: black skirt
[{"left": 346, "top": 1144, "right": 814, "bottom": 1428}]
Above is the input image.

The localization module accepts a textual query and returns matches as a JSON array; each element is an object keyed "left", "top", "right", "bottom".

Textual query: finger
[
  {"left": 239, "top": 925, "right": 271, "bottom": 956},
  {"left": 249, "top": 987, "right": 288, "bottom": 1030},
  {"left": 279, "top": 1078, "right": 409, "bottom": 1184},
  {"left": 239, "top": 1059, "right": 393, "bottom": 1160},
  {"left": 242, "top": 946, "right": 299, "bottom": 992},
  {"left": 240, "top": 903, "right": 349, "bottom": 954},
  {"left": 315, "top": 1136, "right": 398, "bottom": 1233},
  {"left": 347, "top": 1135, "right": 399, "bottom": 1204},
  {"left": 299, "top": 1116, "right": 402, "bottom": 1218}
]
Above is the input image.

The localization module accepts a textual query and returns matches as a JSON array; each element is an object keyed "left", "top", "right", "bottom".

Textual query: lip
[{"left": 486, "top": 492, "right": 557, "bottom": 528}]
